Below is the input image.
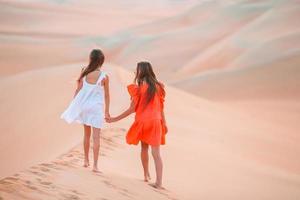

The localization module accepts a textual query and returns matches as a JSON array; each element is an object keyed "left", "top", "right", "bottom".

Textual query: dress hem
[
  {"left": 126, "top": 140, "right": 165, "bottom": 146},
  {"left": 75, "top": 120, "right": 104, "bottom": 129},
  {"left": 61, "top": 116, "right": 103, "bottom": 129}
]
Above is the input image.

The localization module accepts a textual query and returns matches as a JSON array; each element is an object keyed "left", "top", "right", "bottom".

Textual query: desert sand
[{"left": 1, "top": 0, "right": 300, "bottom": 200}]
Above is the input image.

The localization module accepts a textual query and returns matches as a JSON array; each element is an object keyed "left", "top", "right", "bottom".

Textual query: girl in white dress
[{"left": 61, "top": 49, "right": 110, "bottom": 172}]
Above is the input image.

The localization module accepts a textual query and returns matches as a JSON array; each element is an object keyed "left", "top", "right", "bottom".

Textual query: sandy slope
[
  {"left": 100, "top": 0, "right": 300, "bottom": 100},
  {"left": 0, "top": 0, "right": 191, "bottom": 37},
  {"left": 101, "top": 0, "right": 270, "bottom": 72},
  {"left": 0, "top": 0, "right": 198, "bottom": 76},
  {"left": 0, "top": 129, "right": 178, "bottom": 200},
  {"left": 173, "top": 54, "right": 300, "bottom": 100},
  {"left": 1, "top": 64, "right": 300, "bottom": 200},
  {"left": 0, "top": 64, "right": 83, "bottom": 179},
  {"left": 1, "top": 0, "right": 300, "bottom": 199}
]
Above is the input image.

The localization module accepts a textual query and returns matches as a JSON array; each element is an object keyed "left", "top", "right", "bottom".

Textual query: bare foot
[
  {"left": 83, "top": 160, "right": 90, "bottom": 168},
  {"left": 92, "top": 166, "right": 100, "bottom": 173},
  {"left": 144, "top": 173, "right": 151, "bottom": 182},
  {"left": 149, "top": 183, "right": 164, "bottom": 190}
]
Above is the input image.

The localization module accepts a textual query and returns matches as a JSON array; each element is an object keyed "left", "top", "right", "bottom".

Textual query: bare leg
[
  {"left": 92, "top": 127, "right": 101, "bottom": 172},
  {"left": 83, "top": 125, "right": 91, "bottom": 167},
  {"left": 151, "top": 146, "right": 163, "bottom": 189},
  {"left": 141, "top": 142, "right": 151, "bottom": 182}
]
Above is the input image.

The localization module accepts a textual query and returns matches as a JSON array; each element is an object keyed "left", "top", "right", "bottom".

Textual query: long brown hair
[
  {"left": 134, "top": 61, "right": 164, "bottom": 104},
  {"left": 78, "top": 49, "right": 105, "bottom": 81}
]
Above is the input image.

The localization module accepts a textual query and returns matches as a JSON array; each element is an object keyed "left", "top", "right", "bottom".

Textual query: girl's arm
[
  {"left": 104, "top": 75, "right": 110, "bottom": 119},
  {"left": 73, "top": 68, "right": 84, "bottom": 98},
  {"left": 108, "top": 100, "right": 135, "bottom": 122},
  {"left": 74, "top": 79, "right": 83, "bottom": 98}
]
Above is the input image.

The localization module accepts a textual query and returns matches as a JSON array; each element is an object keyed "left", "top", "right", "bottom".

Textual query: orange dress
[{"left": 126, "top": 83, "right": 166, "bottom": 146}]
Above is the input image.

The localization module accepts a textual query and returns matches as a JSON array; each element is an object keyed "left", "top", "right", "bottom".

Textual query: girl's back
[
  {"left": 128, "top": 83, "right": 165, "bottom": 122},
  {"left": 85, "top": 70, "right": 103, "bottom": 85}
]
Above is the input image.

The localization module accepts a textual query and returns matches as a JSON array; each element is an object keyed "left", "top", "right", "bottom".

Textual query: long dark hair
[
  {"left": 134, "top": 61, "right": 164, "bottom": 104},
  {"left": 78, "top": 49, "right": 105, "bottom": 81}
]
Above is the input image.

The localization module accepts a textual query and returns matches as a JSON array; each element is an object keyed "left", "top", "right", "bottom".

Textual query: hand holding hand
[
  {"left": 105, "top": 112, "right": 110, "bottom": 120},
  {"left": 105, "top": 112, "right": 111, "bottom": 123},
  {"left": 105, "top": 116, "right": 118, "bottom": 123}
]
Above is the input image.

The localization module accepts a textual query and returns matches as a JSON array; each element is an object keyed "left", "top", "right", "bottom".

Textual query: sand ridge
[
  {"left": 1, "top": 0, "right": 300, "bottom": 199},
  {"left": 1, "top": 64, "right": 300, "bottom": 199}
]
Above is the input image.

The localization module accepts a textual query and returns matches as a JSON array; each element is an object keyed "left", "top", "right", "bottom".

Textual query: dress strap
[{"left": 96, "top": 71, "right": 106, "bottom": 85}]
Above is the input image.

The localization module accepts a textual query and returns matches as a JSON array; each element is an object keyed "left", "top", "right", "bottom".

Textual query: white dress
[{"left": 61, "top": 71, "right": 106, "bottom": 129}]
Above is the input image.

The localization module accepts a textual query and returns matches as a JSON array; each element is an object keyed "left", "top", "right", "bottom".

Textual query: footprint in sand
[
  {"left": 0, "top": 180, "right": 13, "bottom": 186},
  {"left": 150, "top": 187, "right": 179, "bottom": 200},
  {"left": 25, "top": 184, "right": 38, "bottom": 191},
  {"left": 40, "top": 163, "right": 62, "bottom": 171},
  {"left": 53, "top": 160, "right": 76, "bottom": 168},
  {"left": 2, "top": 177, "right": 19, "bottom": 183},
  {"left": 39, "top": 166, "right": 51, "bottom": 173},
  {"left": 28, "top": 170, "right": 47, "bottom": 178},
  {"left": 0, "top": 176, "right": 22, "bottom": 194},
  {"left": 101, "top": 179, "right": 132, "bottom": 198},
  {"left": 69, "top": 189, "right": 83, "bottom": 196},
  {"left": 60, "top": 192, "right": 81, "bottom": 200},
  {"left": 19, "top": 180, "right": 39, "bottom": 191},
  {"left": 40, "top": 181, "right": 52, "bottom": 186}
]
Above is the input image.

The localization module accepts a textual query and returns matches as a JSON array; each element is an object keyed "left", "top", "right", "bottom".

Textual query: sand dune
[
  {"left": 100, "top": 0, "right": 300, "bottom": 100},
  {"left": 1, "top": 0, "right": 300, "bottom": 199},
  {"left": 0, "top": 64, "right": 83, "bottom": 179},
  {"left": 0, "top": 0, "right": 196, "bottom": 76},
  {"left": 102, "top": 0, "right": 270, "bottom": 72},
  {"left": 0, "top": 0, "right": 191, "bottom": 37},
  {"left": 0, "top": 129, "right": 178, "bottom": 200},
  {"left": 1, "top": 64, "right": 300, "bottom": 199},
  {"left": 0, "top": 63, "right": 131, "bottom": 179},
  {"left": 173, "top": 54, "right": 300, "bottom": 100},
  {"left": 175, "top": 2, "right": 300, "bottom": 79}
]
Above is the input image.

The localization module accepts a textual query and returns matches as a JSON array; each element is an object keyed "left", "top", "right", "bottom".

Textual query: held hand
[
  {"left": 105, "top": 112, "right": 111, "bottom": 122},
  {"left": 105, "top": 112, "right": 110, "bottom": 119},
  {"left": 106, "top": 117, "right": 118, "bottom": 123},
  {"left": 105, "top": 116, "right": 111, "bottom": 123}
]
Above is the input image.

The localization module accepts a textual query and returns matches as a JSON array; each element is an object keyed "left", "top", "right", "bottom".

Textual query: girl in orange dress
[{"left": 107, "top": 61, "right": 167, "bottom": 189}]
